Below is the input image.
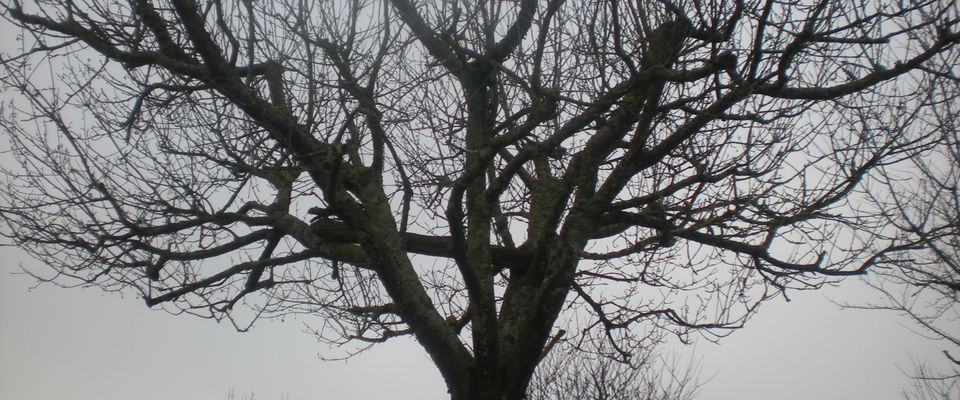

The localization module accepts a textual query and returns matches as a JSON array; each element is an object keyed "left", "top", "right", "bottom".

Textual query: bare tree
[
  {"left": 852, "top": 74, "right": 960, "bottom": 398},
  {"left": 1, "top": 1, "right": 959, "bottom": 399},
  {"left": 901, "top": 359, "right": 960, "bottom": 400},
  {"left": 527, "top": 344, "right": 702, "bottom": 400},
  {"left": 225, "top": 389, "right": 293, "bottom": 400}
]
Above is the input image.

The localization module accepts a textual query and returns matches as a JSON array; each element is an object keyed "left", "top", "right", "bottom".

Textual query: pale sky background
[{"left": 1, "top": 242, "right": 955, "bottom": 400}]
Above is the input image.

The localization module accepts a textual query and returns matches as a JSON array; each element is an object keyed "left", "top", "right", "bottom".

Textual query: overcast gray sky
[{"left": 1, "top": 243, "right": 955, "bottom": 400}]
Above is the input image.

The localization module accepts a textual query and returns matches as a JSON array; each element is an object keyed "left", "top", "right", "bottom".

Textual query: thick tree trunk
[{"left": 448, "top": 371, "right": 529, "bottom": 400}]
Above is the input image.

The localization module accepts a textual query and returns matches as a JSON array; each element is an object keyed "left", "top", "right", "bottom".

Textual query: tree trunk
[{"left": 448, "top": 370, "right": 529, "bottom": 400}]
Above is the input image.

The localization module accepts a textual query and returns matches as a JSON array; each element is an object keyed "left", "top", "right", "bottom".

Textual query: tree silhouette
[
  {"left": 1, "top": 1, "right": 958, "bottom": 399},
  {"left": 527, "top": 343, "right": 702, "bottom": 400},
  {"left": 854, "top": 74, "right": 960, "bottom": 398}
]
